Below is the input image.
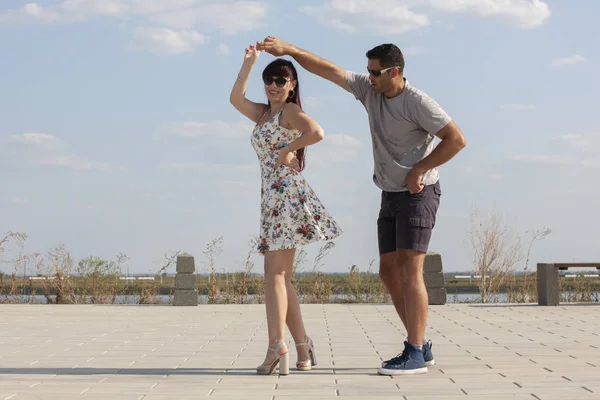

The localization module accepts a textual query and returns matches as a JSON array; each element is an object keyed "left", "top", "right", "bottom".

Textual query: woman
[{"left": 230, "top": 44, "right": 342, "bottom": 375}]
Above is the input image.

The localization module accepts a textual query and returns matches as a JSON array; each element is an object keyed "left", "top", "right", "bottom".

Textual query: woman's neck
[{"left": 270, "top": 100, "right": 286, "bottom": 111}]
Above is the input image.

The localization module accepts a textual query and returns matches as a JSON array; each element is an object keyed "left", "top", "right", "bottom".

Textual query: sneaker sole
[
  {"left": 377, "top": 366, "right": 428, "bottom": 376},
  {"left": 381, "top": 359, "right": 435, "bottom": 368}
]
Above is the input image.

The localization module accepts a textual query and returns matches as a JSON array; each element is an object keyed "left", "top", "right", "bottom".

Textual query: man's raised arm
[{"left": 257, "top": 36, "right": 351, "bottom": 93}]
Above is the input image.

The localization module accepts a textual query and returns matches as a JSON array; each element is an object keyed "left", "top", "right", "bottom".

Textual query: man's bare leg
[
  {"left": 379, "top": 251, "right": 408, "bottom": 331},
  {"left": 397, "top": 249, "right": 428, "bottom": 346},
  {"left": 378, "top": 249, "right": 429, "bottom": 375}
]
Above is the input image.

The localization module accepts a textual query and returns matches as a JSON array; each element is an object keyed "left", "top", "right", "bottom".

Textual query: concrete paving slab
[{"left": 1, "top": 303, "right": 599, "bottom": 399}]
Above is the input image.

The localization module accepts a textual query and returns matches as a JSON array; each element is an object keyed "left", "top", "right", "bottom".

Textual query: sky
[{"left": 1, "top": 0, "right": 599, "bottom": 276}]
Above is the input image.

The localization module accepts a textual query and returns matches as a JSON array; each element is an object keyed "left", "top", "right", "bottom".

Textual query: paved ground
[{"left": 0, "top": 303, "right": 599, "bottom": 399}]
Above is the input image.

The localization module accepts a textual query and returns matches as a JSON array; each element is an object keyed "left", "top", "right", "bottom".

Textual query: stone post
[
  {"left": 173, "top": 253, "right": 198, "bottom": 306},
  {"left": 424, "top": 252, "right": 446, "bottom": 305},
  {"left": 537, "top": 263, "right": 560, "bottom": 306}
]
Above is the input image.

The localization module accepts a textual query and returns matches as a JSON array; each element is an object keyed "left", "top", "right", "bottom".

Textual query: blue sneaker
[
  {"left": 378, "top": 341, "right": 428, "bottom": 375},
  {"left": 381, "top": 339, "right": 434, "bottom": 367}
]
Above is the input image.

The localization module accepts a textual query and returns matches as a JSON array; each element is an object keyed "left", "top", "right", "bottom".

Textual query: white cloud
[
  {"left": 552, "top": 55, "right": 587, "bottom": 67},
  {"left": 214, "top": 179, "right": 257, "bottom": 198},
  {"left": 500, "top": 104, "right": 537, "bottom": 111},
  {"left": 10, "top": 197, "right": 29, "bottom": 205},
  {"left": 302, "top": 97, "right": 322, "bottom": 108},
  {"left": 159, "top": 162, "right": 213, "bottom": 171},
  {"left": 324, "top": 133, "right": 361, "bottom": 148},
  {"left": 0, "top": 1, "right": 268, "bottom": 51},
  {"left": 168, "top": 121, "right": 254, "bottom": 139},
  {"left": 3, "top": 132, "right": 125, "bottom": 172},
  {"left": 0, "top": 1, "right": 214, "bottom": 23},
  {"left": 152, "top": 2, "right": 268, "bottom": 35},
  {"left": 43, "top": 155, "right": 127, "bottom": 172},
  {"left": 7, "top": 133, "right": 61, "bottom": 149},
  {"left": 59, "top": 0, "right": 200, "bottom": 16},
  {"left": 558, "top": 133, "right": 600, "bottom": 154},
  {"left": 60, "top": 0, "right": 131, "bottom": 16},
  {"left": 425, "top": 0, "right": 551, "bottom": 29},
  {"left": 464, "top": 165, "right": 504, "bottom": 181},
  {"left": 301, "top": 0, "right": 550, "bottom": 34},
  {"left": 301, "top": 1, "right": 430, "bottom": 35},
  {"left": 0, "top": 3, "right": 62, "bottom": 23},
  {"left": 507, "top": 153, "right": 599, "bottom": 168},
  {"left": 159, "top": 163, "right": 256, "bottom": 174},
  {"left": 507, "top": 154, "right": 575, "bottom": 165},
  {"left": 508, "top": 133, "right": 600, "bottom": 169},
  {"left": 217, "top": 43, "right": 231, "bottom": 56},
  {"left": 309, "top": 133, "right": 362, "bottom": 166},
  {"left": 581, "top": 158, "right": 600, "bottom": 168},
  {"left": 130, "top": 27, "right": 205, "bottom": 54},
  {"left": 402, "top": 46, "right": 430, "bottom": 56}
]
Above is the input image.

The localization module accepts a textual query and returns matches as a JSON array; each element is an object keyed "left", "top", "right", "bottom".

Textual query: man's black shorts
[{"left": 377, "top": 181, "right": 441, "bottom": 255}]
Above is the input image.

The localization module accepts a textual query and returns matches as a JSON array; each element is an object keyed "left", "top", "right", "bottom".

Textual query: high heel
[
  {"left": 256, "top": 342, "right": 289, "bottom": 376},
  {"left": 295, "top": 336, "right": 317, "bottom": 371}
]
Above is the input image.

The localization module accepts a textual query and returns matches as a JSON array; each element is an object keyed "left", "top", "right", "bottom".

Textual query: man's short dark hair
[{"left": 366, "top": 44, "right": 405, "bottom": 74}]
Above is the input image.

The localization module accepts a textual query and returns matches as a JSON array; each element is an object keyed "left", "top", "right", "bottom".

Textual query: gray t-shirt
[{"left": 345, "top": 70, "right": 452, "bottom": 192}]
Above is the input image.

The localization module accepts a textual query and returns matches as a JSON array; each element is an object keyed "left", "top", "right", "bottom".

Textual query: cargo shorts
[{"left": 377, "top": 180, "right": 441, "bottom": 255}]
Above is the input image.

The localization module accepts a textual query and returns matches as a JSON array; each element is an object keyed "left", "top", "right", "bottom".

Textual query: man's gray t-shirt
[{"left": 345, "top": 71, "right": 452, "bottom": 192}]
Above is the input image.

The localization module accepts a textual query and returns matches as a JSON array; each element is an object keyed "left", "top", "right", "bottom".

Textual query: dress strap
[
  {"left": 278, "top": 102, "right": 288, "bottom": 113},
  {"left": 257, "top": 107, "right": 270, "bottom": 124},
  {"left": 257, "top": 103, "right": 287, "bottom": 126}
]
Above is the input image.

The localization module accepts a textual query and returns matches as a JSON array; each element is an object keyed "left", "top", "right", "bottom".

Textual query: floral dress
[{"left": 251, "top": 106, "right": 342, "bottom": 254}]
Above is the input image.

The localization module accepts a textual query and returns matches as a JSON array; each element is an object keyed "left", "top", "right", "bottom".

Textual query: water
[
  {"left": 5, "top": 292, "right": 598, "bottom": 305},
  {"left": 0, "top": 293, "right": 536, "bottom": 305}
]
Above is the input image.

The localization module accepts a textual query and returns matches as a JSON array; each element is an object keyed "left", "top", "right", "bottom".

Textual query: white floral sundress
[{"left": 251, "top": 106, "right": 342, "bottom": 254}]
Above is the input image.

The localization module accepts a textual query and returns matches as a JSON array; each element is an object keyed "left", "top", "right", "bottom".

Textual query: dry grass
[
  {"left": 562, "top": 275, "right": 600, "bottom": 303},
  {"left": 345, "top": 260, "right": 390, "bottom": 303},
  {"left": 506, "top": 227, "right": 552, "bottom": 303},
  {"left": 2, "top": 230, "right": 598, "bottom": 305},
  {"left": 469, "top": 208, "right": 524, "bottom": 303},
  {"left": 0, "top": 231, "right": 165, "bottom": 305}
]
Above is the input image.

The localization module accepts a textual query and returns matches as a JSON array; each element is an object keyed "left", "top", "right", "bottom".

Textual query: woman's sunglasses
[{"left": 263, "top": 76, "right": 290, "bottom": 87}]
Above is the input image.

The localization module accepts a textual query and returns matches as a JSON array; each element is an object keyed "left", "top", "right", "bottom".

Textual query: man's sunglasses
[
  {"left": 367, "top": 66, "right": 400, "bottom": 77},
  {"left": 263, "top": 76, "right": 290, "bottom": 87}
]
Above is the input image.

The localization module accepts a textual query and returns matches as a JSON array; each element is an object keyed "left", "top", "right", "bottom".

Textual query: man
[{"left": 257, "top": 37, "right": 466, "bottom": 376}]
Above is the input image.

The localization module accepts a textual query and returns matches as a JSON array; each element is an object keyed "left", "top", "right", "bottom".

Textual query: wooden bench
[{"left": 537, "top": 263, "right": 600, "bottom": 306}]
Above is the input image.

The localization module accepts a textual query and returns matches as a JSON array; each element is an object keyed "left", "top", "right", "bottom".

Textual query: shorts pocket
[
  {"left": 409, "top": 216, "right": 434, "bottom": 229},
  {"left": 433, "top": 183, "right": 442, "bottom": 196},
  {"left": 407, "top": 190, "right": 425, "bottom": 199}
]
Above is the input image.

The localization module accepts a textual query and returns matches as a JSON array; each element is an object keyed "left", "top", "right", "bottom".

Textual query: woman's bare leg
[
  {"left": 284, "top": 262, "right": 310, "bottom": 363},
  {"left": 261, "top": 249, "right": 294, "bottom": 364}
]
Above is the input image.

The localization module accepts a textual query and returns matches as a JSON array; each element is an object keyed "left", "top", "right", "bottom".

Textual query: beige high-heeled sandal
[
  {"left": 295, "top": 336, "right": 317, "bottom": 371},
  {"left": 256, "top": 342, "right": 289, "bottom": 376}
]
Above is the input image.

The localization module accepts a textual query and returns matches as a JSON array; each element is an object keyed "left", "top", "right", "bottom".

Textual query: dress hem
[{"left": 256, "top": 231, "right": 342, "bottom": 255}]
